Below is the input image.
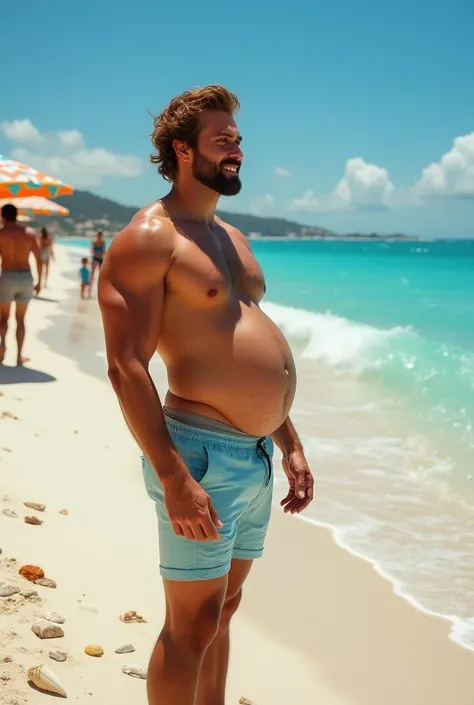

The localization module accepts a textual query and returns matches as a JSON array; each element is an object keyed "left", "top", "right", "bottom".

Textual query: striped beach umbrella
[
  {"left": 0, "top": 155, "right": 74, "bottom": 199},
  {"left": 0, "top": 196, "right": 70, "bottom": 217}
]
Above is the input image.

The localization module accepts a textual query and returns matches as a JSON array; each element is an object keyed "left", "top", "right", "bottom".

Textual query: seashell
[
  {"left": 27, "top": 662, "right": 67, "bottom": 696},
  {"left": 24, "top": 502, "right": 45, "bottom": 512},
  {"left": 119, "top": 610, "right": 147, "bottom": 623},
  {"left": 115, "top": 643, "right": 135, "bottom": 654},
  {"left": 34, "top": 577, "right": 57, "bottom": 589},
  {"left": 19, "top": 564, "right": 45, "bottom": 582},
  {"left": 84, "top": 644, "right": 104, "bottom": 657},
  {"left": 122, "top": 664, "right": 147, "bottom": 679},
  {"left": 25, "top": 515, "right": 43, "bottom": 525}
]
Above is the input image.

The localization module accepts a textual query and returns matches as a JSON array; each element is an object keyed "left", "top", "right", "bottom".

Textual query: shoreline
[{"left": 1, "top": 247, "right": 473, "bottom": 704}]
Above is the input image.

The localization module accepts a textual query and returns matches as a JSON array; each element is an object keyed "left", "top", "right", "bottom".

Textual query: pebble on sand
[
  {"left": 31, "top": 620, "right": 65, "bottom": 640},
  {"left": 122, "top": 665, "right": 147, "bottom": 679},
  {"left": 24, "top": 515, "right": 43, "bottom": 526},
  {"left": 115, "top": 644, "right": 135, "bottom": 654},
  {"left": 21, "top": 589, "right": 39, "bottom": 599},
  {"left": 23, "top": 502, "right": 45, "bottom": 512},
  {"left": 19, "top": 565, "right": 45, "bottom": 582},
  {"left": 59, "top": 509, "right": 69, "bottom": 516},
  {"left": 44, "top": 612, "right": 65, "bottom": 624},
  {"left": 49, "top": 649, "right": 68, "bottom": 663},
  {"left": 0, "top": 582, "right": 20, "bottom": 597},
  {"left": 239, "top": 699, "right": 257, "bottom": 705},
  {"left": 84, "top": 644, "right": 104, "bottom": 657},
  {"left": 34, "top": 578, "right": 57, "bottom": 589},
  {"left": 119, "top": 610, "right": 147, "bottom": 623}
]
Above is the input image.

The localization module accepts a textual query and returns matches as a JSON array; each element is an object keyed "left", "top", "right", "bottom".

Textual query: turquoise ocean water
[{"left": 63, "top": 237, "right": 474, "bottom": 650}]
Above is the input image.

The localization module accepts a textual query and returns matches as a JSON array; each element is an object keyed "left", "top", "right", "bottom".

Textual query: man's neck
[{"left": 164, "top": 182, "right": 220, "bottom": 225}]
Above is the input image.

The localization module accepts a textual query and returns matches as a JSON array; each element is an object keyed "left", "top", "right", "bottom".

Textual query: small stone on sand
[
  {"left": 119, "top": 610, "right": 147, "bottom": 623},
  {"left": 31, "top": 619, "right": 64, "bottom": 639},
  {"left": 2, "top": 509, "right": 17, "bottom": 519},
  {"left": 44, "top": 611, "right": 65, "bottom": 624},
  {"left": 122, "top": 665, "right": 147, "bottom": 679},
  {"left": 34, "top": 578, "right": 57, "bottom": 589},
  {"left": 21, "top": 589, "right": 38, "bottom": 599},
  {"left": 24, "top": 502, "right": 45, "bottom": 512},
  {"left": 19, "top": 565, "right": 45, "bottom": 582},
  {"left": 59, "top": 509, "right": 68, "bottom": 516},
  {"left": 0, "top": 582, "right": 20, "bottom": 597},
  {"left": 24, "top": 515, "right": 43, "bottom": 526},
  {"left": 84, "top": 644, "right": 104, "bottom": 657},
  {"left": 49, "top": 648, "right": 68, "bottom": 662},
  {"left": 115, "top": 644, "right": 135, "bottom": 654},
  {"left": 2, "top": 656, "right": 12, "bottom": 663},
  {"left": 239, "top": 699, "right": 257, "bottom": 705}
]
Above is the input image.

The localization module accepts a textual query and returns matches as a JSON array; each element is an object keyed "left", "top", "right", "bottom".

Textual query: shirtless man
[
  {"left": 98, "top": 85, "right": 314, "bottom": 705},
  {"left": 0, "top": 204, "right": 42, "bottom": 365}
]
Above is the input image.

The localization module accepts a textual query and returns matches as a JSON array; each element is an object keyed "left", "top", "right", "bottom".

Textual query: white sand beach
[{"left": 1, "top": 246, "right": 474, "bottom": 705}]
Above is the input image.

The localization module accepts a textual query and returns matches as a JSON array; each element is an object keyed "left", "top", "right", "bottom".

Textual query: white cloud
[
  {"left": 274, "top": 166, "right": 292, "bottom": 178},
  {"left": 1, "top": 119, "right": 144, "bottom": 187},
  {"left": 291, "top": 158, "right": 395, "bottom": 212},
  {"left": 1, "top": 119, "right": 44, "bottom": 146},
  {"left": 250, "top": 194, "right": 274, "bottom": 215},
  {"left": 412, "top": 132, "right": 474, "bottom": 201}
]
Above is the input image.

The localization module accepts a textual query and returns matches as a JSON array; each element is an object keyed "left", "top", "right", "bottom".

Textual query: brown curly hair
[{"left": 150, "top": 85, "right": 240, "bottom": 182}]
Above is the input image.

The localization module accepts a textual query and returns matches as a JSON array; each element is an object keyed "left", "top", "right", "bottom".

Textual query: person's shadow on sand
[{"left": 0, "top": 364, "right": 56, "bottom": 385}]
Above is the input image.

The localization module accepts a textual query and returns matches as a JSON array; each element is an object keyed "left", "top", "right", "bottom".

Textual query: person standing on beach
[
  {"left": 98, "top": 85, "right": 314, "bottom": 705},
  {"left": 90, "top": 231, "right": 106, "bottom": 289},
  {"left": 37, "top": 227, "right": 54, "bottom": 288},
  {"left": 79, "top": 257, "right": 91, "bottom": 299},
  {"left": 0, "top": 204, "right": 42, "bottom": 365}
]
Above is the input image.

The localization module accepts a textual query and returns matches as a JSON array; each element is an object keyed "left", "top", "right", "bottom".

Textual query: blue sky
[{"left": 2, "top": 0, "right": 474, "bottom": 237}]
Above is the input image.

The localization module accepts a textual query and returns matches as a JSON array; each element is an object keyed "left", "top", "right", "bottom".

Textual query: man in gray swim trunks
[
  {"left": 98, "top": 85, "right": 314, "bottom": 705},
  {"left": 0, "top": 204, "right": 42, "bottom": 365}
]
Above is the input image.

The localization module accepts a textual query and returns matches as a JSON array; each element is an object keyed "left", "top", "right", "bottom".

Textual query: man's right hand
[{"left": 163, "top": 474, "right": 223, "bottom": 541}]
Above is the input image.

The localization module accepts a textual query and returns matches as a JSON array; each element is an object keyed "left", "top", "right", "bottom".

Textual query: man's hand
[
  {"left": 34, "top": 282, "right": 41, "bottom": 296},
  {"left": 163, "top": 475, "right": 223, "bottom": 541},
  {"left": 280, "top": 450, "right": 314, "bottom": 514}
]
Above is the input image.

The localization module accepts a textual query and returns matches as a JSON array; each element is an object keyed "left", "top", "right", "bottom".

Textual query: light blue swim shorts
[{"left": 141, "top": 412, "right": 274, "bottom": 581}]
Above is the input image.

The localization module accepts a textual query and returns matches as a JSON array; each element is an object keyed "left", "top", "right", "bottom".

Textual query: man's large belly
[{"left": 158, "top": 305, "right": 296, "bottom": 437}]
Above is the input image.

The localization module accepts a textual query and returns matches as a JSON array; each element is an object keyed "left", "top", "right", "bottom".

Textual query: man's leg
[
  {"left": 147, "top": 575, "right": 228, "bottom": 705},
  {"left": 0, "top": 304, "right": 10, "bottom": 363},
  {"left": 15, "top": 302, "right": 29, "bottom": 365},
  {"left": 197, "top": 559, "right": 253, "bottom": 705}
]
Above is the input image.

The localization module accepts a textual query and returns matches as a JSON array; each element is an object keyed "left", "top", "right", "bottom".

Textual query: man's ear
[{"left": 173, "top": 139, "right": 192, "bottom": 165}]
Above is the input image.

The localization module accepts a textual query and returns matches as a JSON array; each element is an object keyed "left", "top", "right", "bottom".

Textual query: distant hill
[{"left": 38, "top": 189, "right": 332, "bottom": 238}]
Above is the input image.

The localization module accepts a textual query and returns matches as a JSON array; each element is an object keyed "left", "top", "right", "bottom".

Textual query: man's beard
[{"left": 191, "top": 150, "right": 242, "bottom": 196}]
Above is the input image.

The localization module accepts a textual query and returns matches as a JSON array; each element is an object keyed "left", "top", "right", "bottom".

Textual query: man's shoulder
[{"left": 108, "top": 203, "right": 175, "bottom": 262}]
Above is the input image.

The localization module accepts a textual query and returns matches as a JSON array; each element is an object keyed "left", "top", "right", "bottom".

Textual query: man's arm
[
  {"left": 98, "top": 216, "right": 222, "bottom": 541},
  {"left": 272, "top": 417, "right": 314, "bottom": 513},
  {"left": 97, "top": 216, "right": 182, "bottom": 480},
  {"left": 29, "top": 233, "right": 42, "bottom": 292},
  {"left": 271, "top": 416, "right": 303, "bottom": 457}
]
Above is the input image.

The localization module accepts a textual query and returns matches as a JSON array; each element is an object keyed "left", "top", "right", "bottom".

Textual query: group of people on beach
[{"left": 0, "top": 202, "right": 106, "bottom": 364}]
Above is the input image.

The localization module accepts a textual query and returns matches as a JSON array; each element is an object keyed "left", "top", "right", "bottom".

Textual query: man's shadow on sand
[{"left": 0, "top": 364, "right": 56, "bottom": 385}]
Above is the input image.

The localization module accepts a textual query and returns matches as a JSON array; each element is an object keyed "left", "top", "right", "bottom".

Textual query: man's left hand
[{"left": 280, "top": 450, "right": 314, "bottom": 514}]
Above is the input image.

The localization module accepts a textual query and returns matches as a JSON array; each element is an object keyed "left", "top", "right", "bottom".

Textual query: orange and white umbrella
[
  {"left": 0, "top": 196, "right": 70, "bottom": 217},
  {"left": 0, "top": 154, "right": 74, "bottom": 199}
]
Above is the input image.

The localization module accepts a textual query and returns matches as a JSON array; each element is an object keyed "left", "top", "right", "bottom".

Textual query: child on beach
[{"left": 79, "top": 257, "right": 91, "bottom": 299}]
